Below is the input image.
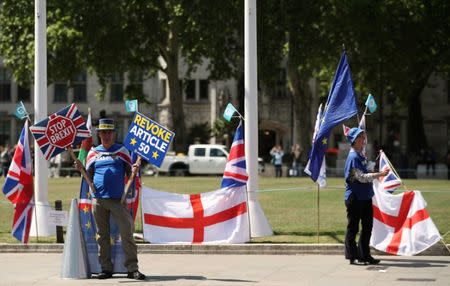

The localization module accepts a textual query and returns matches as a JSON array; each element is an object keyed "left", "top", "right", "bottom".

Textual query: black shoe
[
  {"left": 127, "top": 270, "right": 146, "bottom": 280},
  {"left": 97, "top": 271, "right": 113, "bottom": 279},
  {"left": 360, "top": 257, "right": 380, "bottom": 265},
  {"left": 349, "top": 259, "right": 357, "bottom": 265}
]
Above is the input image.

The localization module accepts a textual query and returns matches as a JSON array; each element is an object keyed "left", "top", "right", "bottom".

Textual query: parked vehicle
[
  {"left": 158, "top": 144, "right": 265, "bottom": 176},
  {"left": 158, "top": 144, "right": 228, "bottom": 176}
]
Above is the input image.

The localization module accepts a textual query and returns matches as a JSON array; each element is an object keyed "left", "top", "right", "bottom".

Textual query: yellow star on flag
[
  {"left": 152, "top": 151, "right": 159, "bottom": 159},
  {"left": 85, "top": 220, "right": 91, "bottom": 229},
  {"left": 130, "top": 137, "right": 137, "bottom": 145},
  {"left": 322, "top": 138, "right": 327, "bottom": 145},
  {"left": 83, "top": 205, "right": 89, "bottom": 214}
]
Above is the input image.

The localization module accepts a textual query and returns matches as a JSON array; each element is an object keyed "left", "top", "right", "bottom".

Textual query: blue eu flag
[{"left": 308, "top": 51, "right": 358, "bottom": 182}]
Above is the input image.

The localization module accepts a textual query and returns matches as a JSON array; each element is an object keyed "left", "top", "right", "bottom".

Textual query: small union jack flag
[
  {"left": 30, "top": 103, "right": 90, "bottom": 160},
  {"left": 342, "top": 124, "right": 350, "bottom": 136},
  {"left": 221, "top": 121, "right": 248, "bottom": 188},
  {"left": 2, "top": 121, "right": 34, "bottom": 243},
  {"left": 378, "top": 150, "right": 402, "bottom": 193}
]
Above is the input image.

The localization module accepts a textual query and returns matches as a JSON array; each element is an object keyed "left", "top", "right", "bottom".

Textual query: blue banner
[{"left": 124, "top": 112, "right": 175, "bottom": 167}]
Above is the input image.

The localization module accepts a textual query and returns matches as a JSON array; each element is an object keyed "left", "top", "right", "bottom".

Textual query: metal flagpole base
[{"left": 61, "top": 198, "right": 89, "bottom": 279}]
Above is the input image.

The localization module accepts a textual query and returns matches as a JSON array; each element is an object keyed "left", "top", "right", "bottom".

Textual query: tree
[
  {"left": 0, "top": 0, "right": 242, "bottom": 152},
  {"left": 257, "top": 0, "right": 450, "bottom": 159},
  {"left": 333, "top": 0, "right": 450, "bottom": 154},
  {"left": 257, "top": 0, "right": 339, "bottom": 161}
]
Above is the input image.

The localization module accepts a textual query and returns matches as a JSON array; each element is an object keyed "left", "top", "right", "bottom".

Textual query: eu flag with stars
[{"left": 308, "top": 51, "right": 358, "bottom": 182}]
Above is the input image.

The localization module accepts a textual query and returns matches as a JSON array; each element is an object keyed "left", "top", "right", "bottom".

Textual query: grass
[{"left": 0, "top": 176, "right": 449, "bottom": 244}]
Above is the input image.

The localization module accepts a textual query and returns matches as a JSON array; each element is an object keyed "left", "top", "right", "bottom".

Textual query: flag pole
[
  {"left": 26, "top": 119, "right": 39, "bottom": 243},
  {"left": 68, "top": 147, "right": 96, "bottom": 198},
  {"left": 244, "top": 0, "right": 272, "bottom": 237},
  {"left": 121, "top": 155, "right": 142, "bottom": 203},
  {"left": 317, "top": 183, "right": 320, "bottom": 243},
  {"left": 380, "top": 149, "right": 407, "bottom": 190},
  {"left": 441, "top": 231, "right": 450, "bottom": 254}
]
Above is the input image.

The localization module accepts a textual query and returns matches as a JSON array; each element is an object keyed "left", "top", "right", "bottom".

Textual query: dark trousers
[
  {"left": 274, "top": 165, "right": 282, "bottom": 177},
  {"left": 93, "top": 199, "right": 138, "bottom": 272},
  {"left": 344, "top": 198, "right": 373, "bottom": 260}
]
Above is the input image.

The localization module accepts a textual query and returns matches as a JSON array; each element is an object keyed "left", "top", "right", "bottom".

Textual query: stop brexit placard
[{"left": 30, "top": 104, "right": 91, "bottom": 160}]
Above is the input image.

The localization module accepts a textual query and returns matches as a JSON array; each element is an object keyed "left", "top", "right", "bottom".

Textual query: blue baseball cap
[
  {"left": 347, "top": 127, "right": 364, "bottom": 144},
  {"left": 97, "top": 118, "right": 115, "bottom": 131}
]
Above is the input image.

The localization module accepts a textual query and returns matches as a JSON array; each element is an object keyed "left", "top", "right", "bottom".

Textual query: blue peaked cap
[
  {"left": 347, "top": 127, "right": 364, "bottom": 144},
  {"left": 97, "top": 118, "right": 116, "bottom": 130}
]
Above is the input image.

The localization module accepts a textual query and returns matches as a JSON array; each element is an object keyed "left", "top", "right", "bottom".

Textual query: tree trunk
[
  {"left": 165, "top": 33, "right": 187, "bottom": 152},
  {"left": 407, "top": 83, "right": 428, "bottom": 154},
  {"left": 287, "top": 63, "right": 313, "bottom": 163}
]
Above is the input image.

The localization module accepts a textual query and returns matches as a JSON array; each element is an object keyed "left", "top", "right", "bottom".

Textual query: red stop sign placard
[{"left": 45, "top": 115, "right": 77, "bottom": 148}]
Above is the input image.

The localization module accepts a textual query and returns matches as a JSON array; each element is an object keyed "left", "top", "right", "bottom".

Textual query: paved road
[{"left": 1, "top": 253, "right": 449, "bottom": 286}]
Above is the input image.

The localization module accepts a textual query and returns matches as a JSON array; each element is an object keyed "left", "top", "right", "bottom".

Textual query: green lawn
[{"left": 0, "top": 176, "right": 449, "bottom": 244}]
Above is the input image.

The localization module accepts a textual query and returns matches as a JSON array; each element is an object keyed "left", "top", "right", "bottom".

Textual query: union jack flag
[
  {"left": 378, "top": 150, "right": 402, "bottom": 193},
  {"left": 29, "top": 104, "right": 90, "bottom": 160},
  {"left": 221, "top": 121, "right": 248, "bottom": 188},
  {"left": 2, "top": 121, "right": 34, "bottom": 243}
]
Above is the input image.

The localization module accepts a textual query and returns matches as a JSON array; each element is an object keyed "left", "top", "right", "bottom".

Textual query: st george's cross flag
[
  {"left": 221, "top": 121, "right": 248, "bottom": 188},
  {"left": 2, "top": 121, "right": 34, "bottom": 243},
  {"left": 376, "top": 150, "right": 402, "bottom": 193},
  {"left": 370, "top": 189, "right": 441, "bottom": 256},
  {"left": 30, "top": 103, "right": 90, "bottom": 160},
  {"left": 141, "top": 185, "right": 249, "bottom": 244}
]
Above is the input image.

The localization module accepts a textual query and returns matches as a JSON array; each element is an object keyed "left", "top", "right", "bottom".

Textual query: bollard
[{"left": 55, "top": 200, "right": 64, "bottom": 243}]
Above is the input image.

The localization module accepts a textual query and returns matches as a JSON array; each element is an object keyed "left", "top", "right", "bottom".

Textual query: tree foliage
[
  {"left": 257, "top": 0, "right": 450, "bottom": 157},
  {"left": 0, "top": 0, "right": 242, "bottom": 152},
  {"left": 334, "top": 0, "right": 450, "bottom": 153}
]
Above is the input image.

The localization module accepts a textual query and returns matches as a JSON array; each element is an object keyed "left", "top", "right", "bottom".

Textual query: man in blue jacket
[{"left": 344, "top": 127, "right": 388, "bottom": 265}]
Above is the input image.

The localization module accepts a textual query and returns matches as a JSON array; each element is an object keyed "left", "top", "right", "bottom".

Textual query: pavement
[{"left": 1, "top": 253, "right": 449, "bottom": 286}]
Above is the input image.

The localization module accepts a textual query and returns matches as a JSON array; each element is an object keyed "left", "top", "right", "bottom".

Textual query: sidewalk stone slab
[{"left": 0, "top": 243, "right": 448, "bottom": 255}]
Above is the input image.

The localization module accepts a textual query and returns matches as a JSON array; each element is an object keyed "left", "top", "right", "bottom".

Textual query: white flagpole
[
  {"left": 31, "top": 0, "right": 54, "bottom": 236},
  {"left": 244, "top": 0, "right": 272, "bottom": 237}
]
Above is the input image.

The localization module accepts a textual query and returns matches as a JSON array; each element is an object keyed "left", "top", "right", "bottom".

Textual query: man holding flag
[
  {"left": 344, "top": 127, "right": 388, "bottom": 265},
  {"left": 75, "top": 119, "right": 145, "bottom": 280}
]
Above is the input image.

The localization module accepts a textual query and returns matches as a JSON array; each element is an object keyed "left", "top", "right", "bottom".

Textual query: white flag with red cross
[
  {"left": 141, "top": 185, "right": 250, "bottom": 244},
  {"left": 370, "top": 189, "right": 441, "bottom": 256}
]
